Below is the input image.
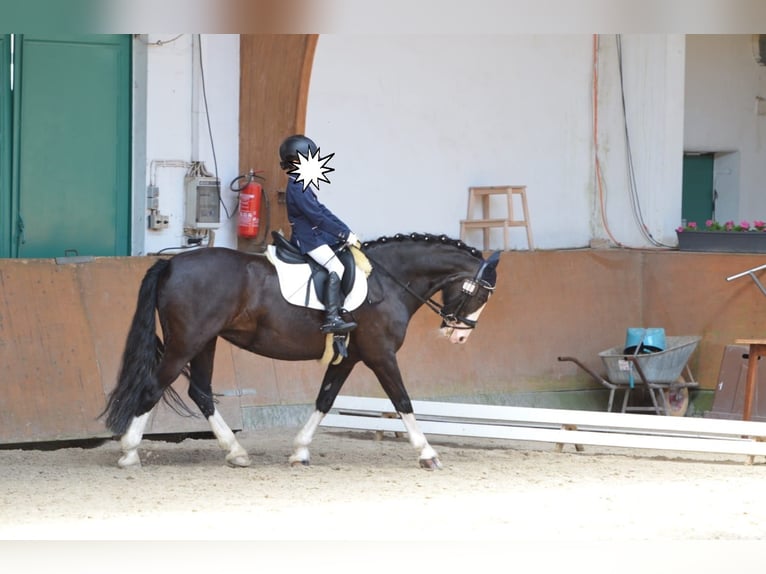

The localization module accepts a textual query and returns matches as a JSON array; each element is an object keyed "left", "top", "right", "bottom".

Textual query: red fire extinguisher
[{"left": 231, "top": 170, "right": 266, "bottom": 239}]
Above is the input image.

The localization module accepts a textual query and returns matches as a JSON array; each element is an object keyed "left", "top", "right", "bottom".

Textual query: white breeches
[{"left": 307, "top": 244, "right": 345, "bottom": 279}]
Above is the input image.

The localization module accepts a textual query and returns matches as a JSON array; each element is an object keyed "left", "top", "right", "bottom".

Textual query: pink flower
[
  {"left": 740, "top": 220, "right": 751, "bottom": 231},
  {"left": 725, "top": 220, "right": 735, "bottom": 231},
  {"left": 705, "top": 219, "right": 715, "bottom": 228},
  {"left": 687, "top": 221, "right": 697, "bottom": 229},
  {"left": 755, "top": 220, "right": 766, "bottom": 231}
]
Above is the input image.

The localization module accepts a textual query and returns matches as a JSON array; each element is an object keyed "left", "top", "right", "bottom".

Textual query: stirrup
[{"left": 320, "top": 316, "right": 357, "bottom": 334}]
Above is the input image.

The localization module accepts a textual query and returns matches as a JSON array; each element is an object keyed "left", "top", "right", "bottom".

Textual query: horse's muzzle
[
  {"left": 440, "top": 322, "right": 474, "bottom": 344},
  {"left": 439, "top": 304, "right": 487, "bottom": 344}
]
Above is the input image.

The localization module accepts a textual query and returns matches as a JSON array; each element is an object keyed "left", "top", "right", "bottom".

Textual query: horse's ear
[
  {"left": 481, "top": 251, "right": 501, "bottom": 286},
  {"left": 485, "top": 250, "right": 501, "bottom": 269}
]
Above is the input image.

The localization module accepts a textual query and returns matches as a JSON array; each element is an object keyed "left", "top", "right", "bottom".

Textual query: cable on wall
[
  {"left": 615, "top": 35, "right": 673, "bottom": 249},
  {"left": 196, "top": 34, "right": 232, "bottom": 220},
  {"left": 592, "top": 34, "right": 625, "bottom": 248},
  {"left": 136, "top": 34, "right": 184, "bottom": 47}
]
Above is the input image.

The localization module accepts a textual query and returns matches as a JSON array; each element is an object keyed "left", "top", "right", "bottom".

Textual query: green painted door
[
  {"left": 682, "top": 153, "right": 714, "bottom": 228},
  {"left": 11, "top": 34, "right": 131, "bottom": 258}
]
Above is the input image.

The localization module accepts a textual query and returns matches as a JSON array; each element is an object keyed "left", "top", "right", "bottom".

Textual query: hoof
[
  {"left": 290, "top": 458, "right": 310, "bottom": 467},
  {"left": 419, "top": 457, "right": 443, "bottom": 471},
  {"left": 226, "top": 454, "right": 252, "bottom": 468},
  {"left": 117, "top": 451, "right": 141, "bottom": 468}
]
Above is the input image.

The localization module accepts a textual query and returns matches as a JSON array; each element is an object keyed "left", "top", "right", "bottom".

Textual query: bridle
[
  {"left": 437, "top": 259, "right": 496, "bottom": 330},
  {"left": 361, "top": 249, "right": 495, "bottom": 331}
]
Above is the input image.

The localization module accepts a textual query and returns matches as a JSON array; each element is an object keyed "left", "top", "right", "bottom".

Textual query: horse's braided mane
[{"left": 362, "top": 232, "right": 483, "bottom": 259}]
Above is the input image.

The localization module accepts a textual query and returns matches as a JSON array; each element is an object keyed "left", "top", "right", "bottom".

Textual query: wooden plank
[
  {"left": 330, "top": 396, "right": 766, "bottom": 438},
  {"left": 460, "top": 219, "right": 529, "bottom": 228},
  {"left": 321, "top": 396, "right": 766, "bottom": 458},
  {"left": 321, "top": 413, "right": 766, "bottom": 457},
  {"left": 460, "top": 219, "right": 512, "bottom": 226}
]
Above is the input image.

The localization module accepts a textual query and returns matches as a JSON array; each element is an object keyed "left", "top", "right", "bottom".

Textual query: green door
[
  {"left": 682, "top": 153, "right": 714, "bottom": 228},
  {"left": 11, "top": 34, "right": 131, "bottom": 258}
]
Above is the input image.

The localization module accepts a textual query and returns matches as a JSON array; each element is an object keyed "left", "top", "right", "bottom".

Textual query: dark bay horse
[{"left": 103, "top": 232, "right": 500, "bottom": 469}]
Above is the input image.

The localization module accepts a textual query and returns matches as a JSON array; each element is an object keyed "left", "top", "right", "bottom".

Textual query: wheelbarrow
[{"left": 558, "top": 335, "right": 702, "bottom": 416}]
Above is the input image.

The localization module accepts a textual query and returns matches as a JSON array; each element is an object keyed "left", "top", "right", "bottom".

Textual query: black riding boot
[{"left": 321, "top": 272, "right": 357, "bottom": 334}]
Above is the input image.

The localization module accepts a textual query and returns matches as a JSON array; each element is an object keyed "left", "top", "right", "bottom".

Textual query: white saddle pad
[{"left": 266, "top": 245, "right": 368, "bottom": 311}]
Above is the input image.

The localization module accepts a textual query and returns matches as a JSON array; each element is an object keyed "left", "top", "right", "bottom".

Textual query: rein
[{"left": 361, "top": 248, "right": 494, "bottom": 330}]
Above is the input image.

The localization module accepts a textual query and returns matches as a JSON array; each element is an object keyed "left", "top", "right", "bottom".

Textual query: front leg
[
  {"left": 290, "top": 361, "right": 356, "bottom": 466},
  {"left": 398, "top": 412, "right": 442, "bottom": 470},
  {"left": 366, "top": 354, "right": 442, "bottom": 470}
]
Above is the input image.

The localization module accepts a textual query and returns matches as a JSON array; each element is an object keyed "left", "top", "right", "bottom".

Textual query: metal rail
[{"left": 726, "top": 263, "right": 766, "bottom": 297}]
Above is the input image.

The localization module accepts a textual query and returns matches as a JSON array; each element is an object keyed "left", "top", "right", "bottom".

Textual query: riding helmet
[{"left": 279, "top": 134, "right": 318, "bottom": 170}]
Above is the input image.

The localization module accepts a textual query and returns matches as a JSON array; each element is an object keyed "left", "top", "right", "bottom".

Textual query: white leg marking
[
  {"left": 399, "top": 412, "right": 441, "bottom": 468},
  {"left": 118, "top": 412, "right": 151, "bottom": 468},
  {"left": 289, "top": 410, "right": 325, "bottom": 466},
  {"left": 208, "top": 409, "right": 251, "bottom": 467}
]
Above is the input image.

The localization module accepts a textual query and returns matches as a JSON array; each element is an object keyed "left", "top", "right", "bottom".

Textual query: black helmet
[{"left": 279, "top": 134, "right": 317, "bottom": 170}]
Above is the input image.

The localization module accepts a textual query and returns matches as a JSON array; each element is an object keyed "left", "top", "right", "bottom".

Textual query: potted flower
[{"left": 676, "top": 219, "right": 766, "bottom": 253}]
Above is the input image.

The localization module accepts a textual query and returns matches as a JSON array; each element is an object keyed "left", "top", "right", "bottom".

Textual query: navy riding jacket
[{"left": 285, "top": 176, "right": 351, "bottom": 254}]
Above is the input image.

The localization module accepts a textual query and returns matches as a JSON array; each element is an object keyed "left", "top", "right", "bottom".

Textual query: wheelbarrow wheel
[{"left": 663, "top": 383, "right": 689, "bottom": 417}]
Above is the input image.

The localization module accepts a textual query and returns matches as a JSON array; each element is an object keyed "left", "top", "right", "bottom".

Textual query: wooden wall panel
[
  {"left": 0, "top": 257, "right": 244, "bottom": 444},
  {"left": 3, "top": 250, "right": 766, "bottom": 444},
  {"left": 238, "top": 34, "right": 318, "bottom": 252},
  {"left": 643, "top": 252, "right": 766, "bottom": 392},
  {"left": 0, "top": 261, "right": 105, "bottom": 442}
]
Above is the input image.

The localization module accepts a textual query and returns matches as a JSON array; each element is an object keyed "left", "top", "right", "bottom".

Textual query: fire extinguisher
[{"left": 230, "top": 169, "right": 267, "bottom": 239}]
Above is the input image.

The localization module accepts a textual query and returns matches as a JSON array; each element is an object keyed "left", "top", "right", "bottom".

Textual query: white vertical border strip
[{"left": 131, "top": 34, "right": 148, "bottom": 256}]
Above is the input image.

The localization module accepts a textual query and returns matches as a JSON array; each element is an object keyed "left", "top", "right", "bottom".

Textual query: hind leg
[
  {"left": 289, "top": 360, "right": 357, "bottom": 466},
  {"left": 188, "top": 338, "right": 251, "bottom": 467},
  {"left": 118, "top": 412, "right": 151, "bottom": 468},
  {"left": 116, "top": 351, "right": 192, "bottom": 467}
]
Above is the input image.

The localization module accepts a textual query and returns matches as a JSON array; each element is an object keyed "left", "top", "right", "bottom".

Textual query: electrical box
[
  {"left": 146, "top": 184, "right": 159, "bottom": 210},
  {"left": 148, "top": 211, "right": 169, "bottom": 230},
  {"left": 184, "top": 176, "right": 221, "bottom": 229}
]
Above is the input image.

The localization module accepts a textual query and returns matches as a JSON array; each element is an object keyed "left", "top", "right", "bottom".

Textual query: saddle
[{"left": 266, "top": 231, "right": 369, "bottom": 311}]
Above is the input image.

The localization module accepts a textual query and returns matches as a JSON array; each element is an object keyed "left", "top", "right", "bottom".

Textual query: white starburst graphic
[{"left": 288, "top": 147, "right": 335, "bottom": 191}]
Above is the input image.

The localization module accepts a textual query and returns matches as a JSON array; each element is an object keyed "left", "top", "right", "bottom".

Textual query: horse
[{"left": 102, "top": 232, "right": 500, "bottom": 470}]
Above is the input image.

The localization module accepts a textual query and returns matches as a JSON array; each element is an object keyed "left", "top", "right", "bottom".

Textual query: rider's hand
[{"left": 346, "top": 232, "right": 360, "bottom": 248}]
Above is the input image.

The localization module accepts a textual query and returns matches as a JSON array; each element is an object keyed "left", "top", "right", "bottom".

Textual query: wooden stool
[
  {"left": 459, "top": 185, "right": 533, "bottom": 251},
  {"left": 734, "top": 339, "right": 766, "bottom": 421}
]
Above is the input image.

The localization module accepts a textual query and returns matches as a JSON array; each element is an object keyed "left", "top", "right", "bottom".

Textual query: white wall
[
  {"left": 595, "top": 34, "right": 686, "bottom": 247},
  {"left": 133, "top": 34, "right": 691, "bottom": 253},
  {"left": 138, "top": 34, "right": 240, "bottom": 255},
  {"left": 685, "top": 34, "right": 766, "bottom": 224},
  {"left": 306, "top": 35, "right": 592, "bottom": 250},
  {"left": 306, "top": 34, "right": 686, "bottom": 250}
]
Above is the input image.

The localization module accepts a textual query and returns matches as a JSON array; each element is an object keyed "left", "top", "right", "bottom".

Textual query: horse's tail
[{"left": 102, "top": 259, "right": 171, "bottom": 435}]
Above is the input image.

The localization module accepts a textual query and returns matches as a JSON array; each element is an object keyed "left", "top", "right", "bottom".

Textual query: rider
[{"left": 279, "top": 134, "right": 359, "bottom": 335}]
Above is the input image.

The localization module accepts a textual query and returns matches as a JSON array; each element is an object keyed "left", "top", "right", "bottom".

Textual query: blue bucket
[{"left": 623, "top": 327, "right": 666, "bottom": 355}]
